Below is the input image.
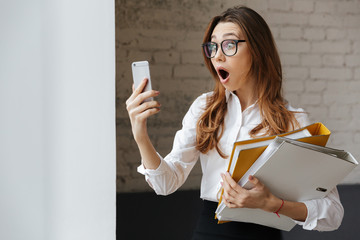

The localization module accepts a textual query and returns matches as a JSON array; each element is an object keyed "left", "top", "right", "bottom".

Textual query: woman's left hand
[{"left": 221, "top": 172, "right": 280, "bottom": 213}]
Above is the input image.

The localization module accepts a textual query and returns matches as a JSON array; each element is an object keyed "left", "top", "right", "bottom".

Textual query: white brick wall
[
  {"left": 292, "top": 0, "right": 314, "bottom": 13},
  {"left": 304, "top": 28, "right": 326, "bottom": 40},
  {"left": 116, "top": 0, "right": 360, "bottom": 192}
]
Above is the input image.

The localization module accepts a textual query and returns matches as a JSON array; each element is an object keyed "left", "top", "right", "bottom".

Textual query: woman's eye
[{"left": 225, "top": 42, "right": 235, "bottom": 50}]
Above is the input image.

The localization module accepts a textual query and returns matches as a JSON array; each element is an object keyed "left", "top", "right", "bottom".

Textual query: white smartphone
[{"left": 131, "top": 61, "right": 153, "bottom": 102}]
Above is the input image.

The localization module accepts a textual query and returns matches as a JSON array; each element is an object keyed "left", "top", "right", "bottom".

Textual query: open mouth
[{"left": 218, "top": 68, "right": 230, "bottom": 80}]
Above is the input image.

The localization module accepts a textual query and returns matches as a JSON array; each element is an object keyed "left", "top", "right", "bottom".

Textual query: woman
[{"left": 126, "top": 6, "right": 344, "bottom": 240}]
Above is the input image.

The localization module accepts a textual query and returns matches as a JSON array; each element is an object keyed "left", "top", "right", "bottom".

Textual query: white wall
[{"left": 0, "top": 1, "right": 115, "bottom": 239}]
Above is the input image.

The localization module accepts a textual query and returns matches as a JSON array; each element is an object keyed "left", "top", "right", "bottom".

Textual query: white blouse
[{"left": 138, "top": 90, "right": 344, "bottom": 231}]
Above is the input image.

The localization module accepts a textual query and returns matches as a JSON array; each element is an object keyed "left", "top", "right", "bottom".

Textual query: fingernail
[
  {"left": 249, "top": 175, "right": 253, "bottom": 180},
  {"left": 226, "top": 172, "right": 231, "bottom": 177}
]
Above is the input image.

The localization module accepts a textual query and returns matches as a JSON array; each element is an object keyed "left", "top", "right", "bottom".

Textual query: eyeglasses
[{"left": 202, "top": 39, "right": 246, "bottom": 58}]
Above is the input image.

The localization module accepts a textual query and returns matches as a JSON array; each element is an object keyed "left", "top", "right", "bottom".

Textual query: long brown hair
[{"left": 196, "top": 6, "right": 299, "bottom": 158}]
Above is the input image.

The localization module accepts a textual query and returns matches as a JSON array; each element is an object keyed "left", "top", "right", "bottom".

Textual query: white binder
[{"left": 216, "top": 137, "right": 358, "bottom": 231}]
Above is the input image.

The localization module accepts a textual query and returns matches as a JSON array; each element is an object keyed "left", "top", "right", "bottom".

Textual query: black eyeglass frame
[{"left": 201, "top": 39, "right": 246, "bottom": 58}]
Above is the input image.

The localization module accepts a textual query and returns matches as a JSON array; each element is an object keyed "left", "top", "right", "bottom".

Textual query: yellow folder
[
  {"left": 229, "top": 122, "right": 330, "bottom": 183},
  {"left": 216, "top": 122, "right": 331, "bottom": 222}
]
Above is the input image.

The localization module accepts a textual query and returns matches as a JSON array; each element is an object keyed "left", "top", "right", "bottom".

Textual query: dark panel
[
  {"left": 117, "top": 190, "right": 203, "bottom": 240},
  {"left": 117, "top": 185, "right": 360, "bottom": 240}
]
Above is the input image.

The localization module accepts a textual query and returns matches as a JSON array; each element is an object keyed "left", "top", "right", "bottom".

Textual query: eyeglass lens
[{"left": 203, "top": 40, "right": 238, "bottom": 58}]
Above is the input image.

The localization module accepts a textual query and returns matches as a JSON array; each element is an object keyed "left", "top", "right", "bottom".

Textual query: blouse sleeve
[
  {"left": 137, "top": 93, "right": 207, "bottom": 195},
  {"left": 291, "top": 107, "right": 344, "bottom": 231},
  {"left": 293, "top": 188, "right": 344, "bottom": 231}
]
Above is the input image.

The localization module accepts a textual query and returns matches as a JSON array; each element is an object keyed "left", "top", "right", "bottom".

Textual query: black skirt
[{"left": 192, "top": 200, "right": 282, "bottom": 240}]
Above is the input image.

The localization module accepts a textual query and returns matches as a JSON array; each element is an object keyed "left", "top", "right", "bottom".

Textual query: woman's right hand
[{"left": 125, "top": 78, "right": 161, "bottom": 143}]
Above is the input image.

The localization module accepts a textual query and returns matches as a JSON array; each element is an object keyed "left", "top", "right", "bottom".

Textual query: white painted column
[
  {"left": 0, "top": 1, "right": 45, "bottom": 239},
  {"left": 0, "top": 1, "right": 116, "bottom": 239}
]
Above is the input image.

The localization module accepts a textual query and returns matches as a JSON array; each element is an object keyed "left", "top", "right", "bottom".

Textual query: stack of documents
[{"left": 215, "top": 123, "right": 358, "bottom": 231}]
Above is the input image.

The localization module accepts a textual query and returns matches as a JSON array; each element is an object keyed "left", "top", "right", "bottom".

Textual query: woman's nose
[{"left": 213, "top": 46, "right": 225, "bottom": 62}]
